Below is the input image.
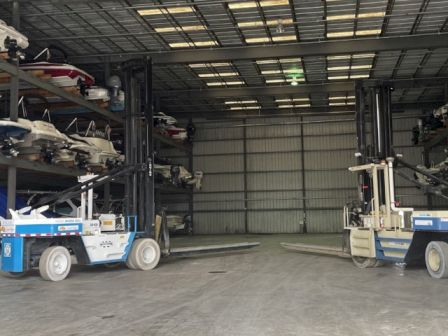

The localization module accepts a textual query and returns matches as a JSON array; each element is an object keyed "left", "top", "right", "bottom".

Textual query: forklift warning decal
[
  {"left": 3, "top": 243, "right": 11, "bottom": 257},
  {"left": 58, "top": 225, "right": 80, "bottom": 231},
  {"left": 415, "top": 219, "right": 433, "bottom": 226}
]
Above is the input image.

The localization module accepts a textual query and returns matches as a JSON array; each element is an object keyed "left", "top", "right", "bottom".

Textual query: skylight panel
[
  {"left": 327, "top": 29, "right": 381, "bottom": 38},
  {"left": 238, "top": 18, "right": 293, "bottom": 28},
  {"left": 138, "top": 6, "right": 195, "bottom": 16},
  {"left": 169, "top": 41, "right": 217, "bottom": 48},
  {"left": 327, "top": 12, "right": 385, "bottom": 21},
  {"left": 229, "top": 0, "right": 289, "bottom": 10},
  {"left": 246, "top": 35, "right": 296, "bottom": 44},
  {"left": 155, "top": 25, "right": 206, "bottom": 33}
]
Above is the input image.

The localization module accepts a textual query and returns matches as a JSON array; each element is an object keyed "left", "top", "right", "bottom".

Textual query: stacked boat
[
  {"left": 154, "top": 155, "right": 203, "bottom": 190},
  {"left": 154, "top": 112, "right": 188, "bottom": 142},
  {"left": 0, "top": 19, "right": 28, "bottom": 53},
  {"left": 0, "top": 111, "right": 124, "bottom": 171}
]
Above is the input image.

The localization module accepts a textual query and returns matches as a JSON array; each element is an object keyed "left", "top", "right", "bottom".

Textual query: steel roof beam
[
  {"left": 155, "top": 77, "right": 448, "bottom": 98},
  {"left": 70, "top": 34, "right": 448, "bottom": 65}
]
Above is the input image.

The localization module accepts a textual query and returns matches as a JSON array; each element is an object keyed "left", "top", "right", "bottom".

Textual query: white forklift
[
  {"left": 282, "top": 82, "right": 448, "bottom": 279},
  {"left": 0, "top": 58, "right": 259, "bottom": 281}
]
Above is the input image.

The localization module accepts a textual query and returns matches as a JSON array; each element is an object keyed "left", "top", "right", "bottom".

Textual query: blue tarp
[{"left": 0, "top": 187, "right": 27, "bottom": 218}]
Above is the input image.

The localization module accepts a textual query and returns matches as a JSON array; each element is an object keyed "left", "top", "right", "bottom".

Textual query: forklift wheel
[
  {"left": 128, "top": 238, "right": 161, "bottom": 271},
  {"left": 352, "top": 256, "right": 378, "bottom": 268},
  {"left": 425, "top": 241, "right": 448, "bottom": 279},
  {"left": 39, "top": 246, "right": 72, "bottom": 281},
  {"left": 125, "top": 255, "right": 137, "bottom": 270}
]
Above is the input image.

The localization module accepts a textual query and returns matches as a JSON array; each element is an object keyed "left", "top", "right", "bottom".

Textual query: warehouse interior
[{"left": 1, "top": 0, "right": 448, "bottom": 335}]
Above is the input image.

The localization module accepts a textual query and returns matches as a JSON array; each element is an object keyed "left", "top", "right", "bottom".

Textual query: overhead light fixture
[
  {"left": 358, "top": 12, "right": 386, "bottom": 19},
  {"left": 238, "top": 18, "right": 293, "bottom": 28},
  {"left": 230, "top": 105, "right": 261, "bottom": 110},
  {"left": 350, "top": 74, "right": 370, "bottom": 79},
  {"left": 327, "top": 31, "right": 354, "bottom": 38},
  {"left": 229, "top": 0, "right": 289, "bottom": 10},
  {"left": 266, "top": 78, "right": 305, "bottom": 84},
  {"left": 261, "top": 69, "right": 303, "bottom": 75},
  {"left": 138, "top": 6, "right": 195, "bottom": 16},
  {"left": 169, "top": 40, "right": 217, "bottom": 48},
  {"left": 327, "top": 12, "right": 385, "bottom": 21},
  {"left": 328, "top": 75, "right": 349, "bottom": 80},
  {"left": 329, "top": 102, "right": 356, "bottom": 106},
  {"left": 189, "top": 62, "right": 232, "bottom": 68},
  {"left": 327, "top": 53, "right": 375, "bottom": 60},
  {"left": 198, "top": 72, "right": 239, "bottom": 78},
  {"left": 290, "top": 76, "right": 299, "bottom": 86},
  {"left": 225, "top": 100, "right": 258, "bottom": 105},
  {"left": 275, "top": 98, "right": 309, "bottom": 102},
  {"left": 256, "top": 58, "right": 301, "bottom": 65},
  {"left": 278, "top": 104, "right": 311, "bottom": 108},
  {"left": 245, "top": 35, "right": 296, "bottom": 44},
  {"left": 327, "top": 14, "right": 356, "bottom": 21},
  {"left": 246, "top": 37, "right": 271, "bottom": 44},
  {"left": 356, "top": 29, "right": 382, "bottom": 36},
  {"left": 155, "top": 25, "right": 206, "bottom": 33},
  {"left": 329, "top": 95, "right": 356, "bottom": 100},
  {"left": 266, "top": 78, "right": 286, "bottom": 84},
  {"left": 327, "top": 29, "right": 381, "bottom": 38},
  {"left": 329, "top": 96, "right": 346, "bottom": 100},
  {"left": 261, "top": 70, "right": 283, "bottom": 75},
  {"left": 327, "top": 64, "right": 372, "bottom": 71},
  {"left": 207, "top": 80, "right": 245, "bottom": 86},
  {"left": 273, "top": 35, "right": 297, "bottom": 42}
]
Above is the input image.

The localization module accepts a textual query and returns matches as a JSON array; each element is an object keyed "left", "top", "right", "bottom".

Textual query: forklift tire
[
  {"left": 425, "top": 241, "right": 448, "bottom": 279},
  {"left": 39, "top": 246, "right": 72, "bottom": 281},
  {"left": 352, "top": 256, "right": 378, "bottom": 268},
  {"left": 128, "top": 238, "right": 160, "bottom": 271},
  {"left": 125, "top": 255, "right": 137, "bottom": 270}
]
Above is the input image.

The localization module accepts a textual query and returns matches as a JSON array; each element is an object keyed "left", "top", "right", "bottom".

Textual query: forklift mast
[
  {"left": 30, "top": 57, "right": 155, "bottom": 238},
  {"left": 122, "top": 57, "right": 154, "bottom": 236},
  {"left": 355, "top": 81, "right": 394, "bottom": 213}
]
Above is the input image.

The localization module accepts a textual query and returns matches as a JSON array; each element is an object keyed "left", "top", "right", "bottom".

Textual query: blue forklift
[{"left": 0, "top": 58, "right": 258, "bottom": 281}]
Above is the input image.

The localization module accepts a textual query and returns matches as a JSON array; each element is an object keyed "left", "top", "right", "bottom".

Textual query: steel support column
[
  {"left": 6, "top": 52, "right": 19, "bottom": 217},
  {"left": 243, "top": 119, "right": 248, "bottom": 234},
  {"left": 300, "top": 116, "right": 307, "bottom": 233}
]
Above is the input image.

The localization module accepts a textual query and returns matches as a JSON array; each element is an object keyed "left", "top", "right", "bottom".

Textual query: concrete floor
[{"left": 1, "top": 234, "right": 448, "bottom": 336}]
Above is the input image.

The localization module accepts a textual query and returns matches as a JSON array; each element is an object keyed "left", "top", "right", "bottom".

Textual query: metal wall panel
[
  {"left": 189, "top": 115, "right": 431, "bottom": 234},
  {"left": 247, "top": 152, "right": 301, "bottom": 171},
  {"left": 247, "top": 171, "right": 302, "bottom": 190},
  {"left": 247, "top": 210, "right": 304, "bottom": 233},
  {"left": 195, "top": 155, "right": 244, "bottom": 173},
  {"left": 306, "top": 210, "right": 343, "bottom": 233},
  {"left": 194, "top": 212, "right": 245, "bottom": 234}
]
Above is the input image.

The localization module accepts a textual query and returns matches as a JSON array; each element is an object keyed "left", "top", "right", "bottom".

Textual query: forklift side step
[
  {"left": 169, "top": 242, "right": 260, "bottom": 257},
  {"left": 280, "top": 242, "right": 351, "bottom": 259}
]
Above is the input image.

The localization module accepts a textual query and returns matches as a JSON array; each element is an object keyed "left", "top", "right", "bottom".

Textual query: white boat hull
[{"left": 0, "top": 20, "right": 28, "bottom": 52}]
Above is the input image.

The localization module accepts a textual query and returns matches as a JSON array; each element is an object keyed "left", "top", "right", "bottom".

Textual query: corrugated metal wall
[{"left": 168, "top": 114, "right": 443, "bottom": 234}]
